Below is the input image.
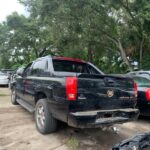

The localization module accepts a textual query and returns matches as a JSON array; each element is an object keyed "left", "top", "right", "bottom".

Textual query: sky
[{"left": 0, "top": 0, "right": 27, "bottom": 22}]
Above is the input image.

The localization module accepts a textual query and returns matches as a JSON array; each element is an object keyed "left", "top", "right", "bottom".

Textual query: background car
[
  {"left": 0, "top": 71, "right": 9, "bottom": 86},
  {"left": 127, "top": 71, "right": 150, "bottom": 79},
  {"left": 127, "top": 75, "right": 150, "bottom": 116}
]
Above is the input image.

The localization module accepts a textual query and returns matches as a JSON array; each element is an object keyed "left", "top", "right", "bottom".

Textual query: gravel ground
[{"left": 0, "top": 87, "right": 149, "bottom": 150}]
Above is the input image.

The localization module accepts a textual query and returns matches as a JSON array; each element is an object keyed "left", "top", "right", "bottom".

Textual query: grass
[
  {"left": 0, "top": 94, "right": 9, "bottom": 96},
  {"left": 66, "top": 137, "right": 79, "bottom": 150},
  {"left": 0, "top": 93, "right": 9, "bottom": 96},
  {"left": 0, "top": 91, "right": 9, "bottom": 96}
]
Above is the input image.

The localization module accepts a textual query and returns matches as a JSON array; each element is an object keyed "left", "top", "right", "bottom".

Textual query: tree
[{"left": 0, "top": 0, "right": 150, "bottom": 73}]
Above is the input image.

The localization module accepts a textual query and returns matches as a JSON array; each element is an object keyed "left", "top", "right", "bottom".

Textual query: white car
[
  {"left": 0, "top": 72, "right": 9, "bottom": 86},
  {"left": 127, "top": 70, "right": 150, "bottom": 79}
]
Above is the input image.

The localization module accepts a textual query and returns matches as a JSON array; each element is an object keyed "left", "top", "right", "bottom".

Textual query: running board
[{"left": 17, "top": 99, "right": 35, "bottom": 113}]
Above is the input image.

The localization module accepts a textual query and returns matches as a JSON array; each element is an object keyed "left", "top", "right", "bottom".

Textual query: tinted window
[
  {"left": 133, "top": 77, "right": 150, "bottom": 86},
  {"left": 87, "top": 65, "right": 100, "bottom": 74},
  {"left": 53, "top": 60, "right": 89, "bottom": 73},
  {"left": 23, "top": 63, "right": 32, "bottom": 77},
  {"left": 30, "top": 60, "right": 46, "bottom": 76}
]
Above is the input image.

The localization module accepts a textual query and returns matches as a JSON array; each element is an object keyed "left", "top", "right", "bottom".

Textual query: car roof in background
[
  {"left": 0, "top": 69, "right": 15, "bottom": 74},
  {"left": 127, "top": 71, "right": 150, "bottom": 79},
  {"left": 127, "top": 74, "right": 149, "bottom": 79},
  {"left": 127, "top": 70, "right": 150, "bottom": 74}
]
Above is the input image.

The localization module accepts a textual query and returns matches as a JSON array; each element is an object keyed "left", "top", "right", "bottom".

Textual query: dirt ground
[{"left": 0, "top": 87, "right": 150, "bottom": 150}]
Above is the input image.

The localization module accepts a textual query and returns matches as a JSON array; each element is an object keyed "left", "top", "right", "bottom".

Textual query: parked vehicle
[
  {"left": 129, "top": 75, "right": 150, "bottom": 116},
  {"left": 113, "top": 132, "right": 150, "bottom": 150},
  {"left": 11, "top": 55, "right": 139, "bottom": 134},
  {"left": 0, "top": 69, "right": 15, "bottom": 74},
  {"left": 0, "top": 71, "right": 9, "bottom": 86},
  {"left": 127, "top": 71, "right": 150, "bottom": 79},
  {"left": 1, "top": 69, "right": 15, "bottom": 87}
]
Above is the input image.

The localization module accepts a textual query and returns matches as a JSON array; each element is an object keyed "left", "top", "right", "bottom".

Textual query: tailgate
[{"left": 69, "top": 74, "right": 136, "bottom": 112}]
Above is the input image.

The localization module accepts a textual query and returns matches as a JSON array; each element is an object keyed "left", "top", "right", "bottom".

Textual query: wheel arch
[{"left": 35, "top": 91, "right": 47, "bottom": 104}]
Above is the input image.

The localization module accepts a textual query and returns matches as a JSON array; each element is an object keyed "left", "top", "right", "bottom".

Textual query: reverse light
[
  {"left": 134, "top": 82, "right": 138, "bottom": 97},
  {"left": 66, "top": 77, "right": 77, "bottom": 100},
  {"left": 146, "top": 88, "right": 150, "bottom": 101}
]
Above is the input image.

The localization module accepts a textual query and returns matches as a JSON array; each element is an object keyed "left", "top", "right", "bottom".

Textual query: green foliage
[{"left": 0, "top": 0, "right": 150, "bottom": 72}]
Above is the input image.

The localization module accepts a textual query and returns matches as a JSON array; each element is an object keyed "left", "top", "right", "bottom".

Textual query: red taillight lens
[
  {"left": 134, "top": 82, "right": 138, "bottom": 97},
  {"left": 66, "top": 77, "right": 77, "bottom": 100},
  {"left": 146, "top": 88, "right": 150, "bottom": 101}
]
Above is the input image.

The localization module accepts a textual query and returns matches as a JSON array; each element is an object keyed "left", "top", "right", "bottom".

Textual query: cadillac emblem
[{"left": 107, "top": 90, "right": 114, "bottom": 98}]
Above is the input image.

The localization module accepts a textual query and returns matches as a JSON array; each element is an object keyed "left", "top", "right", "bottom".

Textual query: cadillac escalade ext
[{"left": 11, "top": 55, "right": 139, "bottom": 134}]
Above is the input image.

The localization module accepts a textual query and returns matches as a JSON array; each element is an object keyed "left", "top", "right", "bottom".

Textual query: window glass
[
  {"left": 30, "top": 60, "right": 46, "bottom": 76},
  {"left": 23, "top": 63, "right": 32, "bottom": 77},
  {"left": 87, "top": 65, "right": 100, "bottom": 74},
  {"left": 53, "top": 59, "right": 89, "bottom": 73},
  {"left": 133, "top": 77, "right": 150, "bottom": 86}
]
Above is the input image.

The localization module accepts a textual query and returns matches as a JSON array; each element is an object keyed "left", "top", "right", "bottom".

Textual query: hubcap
[{"left": 37, "top": 105, "right": 45, "bottom": 127}]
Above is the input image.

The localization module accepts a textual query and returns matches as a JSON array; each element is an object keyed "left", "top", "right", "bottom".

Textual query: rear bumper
[{"left": 68, "top": 108, "right": 139, "bottom": 128}]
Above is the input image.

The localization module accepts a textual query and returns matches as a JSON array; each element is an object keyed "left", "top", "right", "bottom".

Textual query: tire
[
  {"left": 35, "top": 99, "right": 58, "bottom": 134},
  {"left": 11, "top": 87, "right": 19, "bottom": 105}
]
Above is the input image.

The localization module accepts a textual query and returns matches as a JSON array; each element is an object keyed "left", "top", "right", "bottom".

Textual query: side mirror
[{"left": 16, "top": 68, "right": 24, "bottom": 77}]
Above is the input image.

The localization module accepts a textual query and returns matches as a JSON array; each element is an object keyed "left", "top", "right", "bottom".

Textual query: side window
[
  {"left": 23, "top": 63, "right": 32, "bottom": 77},
  {"left": 87, "top": 65, "right": 100, "bottom": 75},
  {"left": 30, "top": 60, "right": 46, "bottom": 76}
]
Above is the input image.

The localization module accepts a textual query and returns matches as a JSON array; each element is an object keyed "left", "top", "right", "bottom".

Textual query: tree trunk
[
  {"left": 118, "top": 39, "right": 133, "bottom": 71},
  {"left": 139, "top": 35, "right": 144, "bottom": 69},
  {"left": 34, "top": 47, "right": 38, "bottom": 58},
  {"left": 104, "top": 32, "right": 133, "bottom": 71},
  {"left": 39, "top": 47, "right": 47, "bottom": 57}
]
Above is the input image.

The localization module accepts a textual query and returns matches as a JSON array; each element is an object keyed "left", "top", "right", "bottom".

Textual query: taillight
[
  {"left": 134, "top": 82, "right": 138, "bottom": 97},
  {"left": 146, "top": 88, "right": 150, "bottom": 101},
  {"left": 66, "top": 77, "right": 77, "bottom": 100}
]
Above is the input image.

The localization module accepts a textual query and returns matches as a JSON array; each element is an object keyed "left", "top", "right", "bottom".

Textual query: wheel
[
  {"left": 11, "top": 87, "right": 19, "bottom": 105},
  {"left": 35, "top": 99, "right": 58, "bottom": 134}
]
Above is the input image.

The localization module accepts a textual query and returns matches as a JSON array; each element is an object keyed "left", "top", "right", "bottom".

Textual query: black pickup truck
[{"left": 11, "top": 55, "right": 139, "bottom": 134}]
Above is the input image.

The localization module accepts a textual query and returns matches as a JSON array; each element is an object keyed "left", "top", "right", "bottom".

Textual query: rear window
[
  {"left": 53, "top": 59, "right": 89, "bottom": 73},
  {"left": 133, "top": 76, "right": 150, "bottom": 86}
]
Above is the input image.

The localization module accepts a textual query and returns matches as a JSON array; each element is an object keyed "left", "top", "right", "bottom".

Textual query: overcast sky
[{"left": 0, "top": 0, "right": 27, "bottom": 22}]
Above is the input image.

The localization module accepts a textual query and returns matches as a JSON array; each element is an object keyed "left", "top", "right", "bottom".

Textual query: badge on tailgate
[{"left": 107, "top": 90, "right": 114, "bottom": 98}]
